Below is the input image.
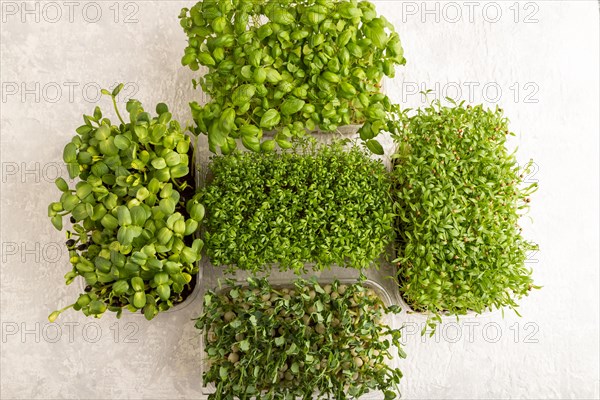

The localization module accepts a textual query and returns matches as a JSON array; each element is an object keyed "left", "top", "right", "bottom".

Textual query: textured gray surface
[{"left": 1, "top": 1, "right": 599, "bottom": 399}]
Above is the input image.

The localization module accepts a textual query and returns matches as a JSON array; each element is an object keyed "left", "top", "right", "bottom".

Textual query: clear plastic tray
[
  {"left": 190, "top": 109, "right": 405, "bottom": 397},
  {"left": 192, "top": 123, "right": 397, "bottom": 269},
  {"left": 193, "top": 123, "right": 395, "bottom": 185},
  {"left": 76, "top": 265, "right": 203, "bottom": 316},
  {"left": 393, "top": 273, "right": 502, "bottom": 320},
  {"left": 196, "top": 264, "right": 403, "bottom": 399}
]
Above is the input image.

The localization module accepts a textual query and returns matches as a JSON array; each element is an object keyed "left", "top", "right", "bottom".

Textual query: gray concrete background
[{"left": 1, "top": 1, "right": 599, "bottom": 399}]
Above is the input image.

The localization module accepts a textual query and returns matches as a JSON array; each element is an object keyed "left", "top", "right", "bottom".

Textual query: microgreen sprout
[
  {"left": 47, "top": 84, "right": 205, "bottom": 320},
  {"left": 196, "top": 277, "right": 406, "bottom": 399},
  {"left": 390, "top": 98, "right": 539, "bottom": 330},
  {"left": 201, "top": 140, "right": 394, "bottom": 272},
  {"left": 179, "top": 0, "right": 406, "bottom": 154}
]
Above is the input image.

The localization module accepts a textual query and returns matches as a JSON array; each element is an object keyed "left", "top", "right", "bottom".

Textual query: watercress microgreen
[{"left": 201, "top": 140, "right": 394, "bottom": 272}]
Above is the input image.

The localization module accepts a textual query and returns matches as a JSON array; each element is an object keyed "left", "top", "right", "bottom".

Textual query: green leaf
[
  {"left": 48, "top": 311, "right": 61, "bottom": 322},
  {"left": 219, "top": 108, "right": 236, "bottom": 133},
  {"left": 219, "top": 366, "right": 228, "bottom": 380},
  {"left": 190, "top": 203, "right": 205, "bottom": 221},
  {"left": 156, "top": 103, "right": 169, "bottom": 114},
  {"left": 66, "top": 163, "right": 80, "bottom": 179},
  {"left": 253, "top": 67, "right": 267, "bottom": 83},
  {"left": 163, "top": 152, "right": 180, "bottom": 167},
  {"left": 271, "top": 10, "right": 295, "bottom": 25},
  {"left": 144, "top": 304, "right": 157, "bottom": 320},
  {"left": 280, "top": 97, "right": 305, "bottom": 115},
  {"left": 63, "top": 143, "right": 77, "bottom": 163},
  {"left": 291, "top": 362, "right": 299, "bottom": 374},
  {"left": 208, "top": 121, "right": 227, "bottom": 148},
  {"left": 159, "top": 198, "right": 176, "bottom": 215},
  {"left": 260, "top": 109, "right": 281, "bottom": 129},
  {"left": 101, "top": 214, "right": 119, "bottom": 230},
  {"left": 117, "top": 205, "right": 132, "bottom": 226},
  {"left": 366, "top": 139, "right": 384, "bottom": 155},
  {"left": 260, "top": 139, "right": 276, "bottom": 152},
  {"left": 197, "top": 52, "right": 216, "bottom": 66},
  {"left": 151, "top": 158, "right": 167, "bottom": 170},
  {"left": 113, "top": 280, "right": 129, "bottom": 295},
  {"left": 274, "top": 336, "right": 285, "bottom": 346},
  {"left": 276, "top": 138, "right": 292, "bottom": 149},
  {"left": 240, "top": 124, "right": 261, "bottom": 138},
  {"left": 157, "top": 227, "right": 173, "bottom": 245},
  {"left": 75, "top": 182, "right": 92, "bottom": 199},
  {"left": 321, "top": 71, "right": 340, "bottom": 83},
  {"left": 150, "top": 124, "right": 167, "bottom": 143},
  {"left": 55, "top": 177, "right": 69, "bottom": 192},
  {"left": 89, "top": 300, "right": 107, "bottom": 315},
  {"left": 95, "top": 124, "right": 111, "bottom": 141},
  {"left": 130, "top": 205, "right": 147, "bottom": 226},
  {"left": 112, "top": 83, "right": 124, "bottom": 96},
  {"left": 264, "top": 68, "right": 282, "bottom": 83},
  {"left": 114, "top": 135, "right": 131, "bottom": 150},
  {"left": 134, "top": 125, "right": 148, "bottom": 141},
  {"left": 170, "top": 164, "right": 189, "bottom": 178},
  {"left": 192, "top": 238, "right": 203, "bottom": 254},
  {"left": 157, "top": 284, "right": 171, "bottom": 301},
  {"left": 131, "top": 277, "right": 144, "bottom": 292},
  {"left": 50, "top": 215, "right": 63, "bottom": 230},
  {"left": 232, "top": 84, "right": 257, "bottom": 107},
  {"left": 257, "top": 24, "right": 273, "bottom": 40},
  {"left": 365, "top": 20, "right": 388, "bottom": 49},
  {"left": 339, "top": 3, "right": 362, "bottom": 19},
  {"left": 306, "top": 11, "right": 326, "bottom": 25},
  {"left": 242, "top": 135, "right": 261, "bottom": 152},
  {"left": 133, "top": 292, "right": 147, "bottom": 308},
  {"left": 239, "top": 339, "right": 250, "bottom": 352}
]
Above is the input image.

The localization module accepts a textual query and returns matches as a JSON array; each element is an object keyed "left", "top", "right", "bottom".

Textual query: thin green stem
[{"left": 112, "top": 95, "right": 126, "bottom": 125}]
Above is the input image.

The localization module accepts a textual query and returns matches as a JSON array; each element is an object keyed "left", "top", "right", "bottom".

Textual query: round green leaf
[
  {"left": 156, "top": 284, "right": 171, "bottom": 301},
  {"left": 133, "top": 292, "right": 147, "bottom": 308},
  {"left": 151, "top": 158, "right": 167, "bottom": 170},
  {"left": 260, "top": 109, "right": 281, "bottom": 129}
]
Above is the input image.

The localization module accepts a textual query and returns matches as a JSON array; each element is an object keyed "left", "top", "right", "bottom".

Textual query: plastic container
[
  {"left": 193, "top": 122, "right": 394, "bottom": 178},
  {"left": 394, "top": 278, "right": 502, "bottom": 320},
  {"left": 75, "top": 266, "right": 203, "bottom": 316},
  {"left": 192, "top": 125, "right": 398, "bottom": 276},
  {"left": 197, "top": 264, "right": 403, "bottom": 399},
  {"left": 198, "top": 260, "right": 400, "bottom": 305}
]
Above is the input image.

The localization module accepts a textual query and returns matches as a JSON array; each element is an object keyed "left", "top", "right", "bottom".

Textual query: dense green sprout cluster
[
  {"left": 196, "top": 277, "right": 405, "bottom": 399},
  {"left": 179, "top": 0, "right": 405, "bottom": 154},
  {"left": 390, "top": 100, "right": 539, "bottom": 321},
  {"left": 201, "top": 141, "right": 394, "bottom": 272},
  {"left": 48, "top": 86, "right": 204, "bottom": 320}
]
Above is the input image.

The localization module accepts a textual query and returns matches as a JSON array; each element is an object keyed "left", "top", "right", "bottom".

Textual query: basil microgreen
[{"left": 179, "top": 0, "right": 406, "bottom": 154}]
